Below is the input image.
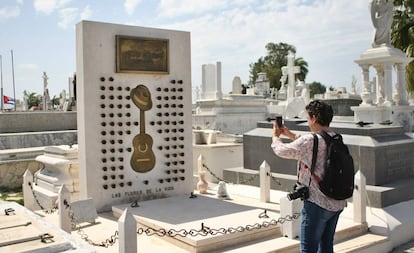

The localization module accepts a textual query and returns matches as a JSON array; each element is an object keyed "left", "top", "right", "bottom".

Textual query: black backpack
[{"left": 311, "top": 131, "right": 355, "bottom": 200}]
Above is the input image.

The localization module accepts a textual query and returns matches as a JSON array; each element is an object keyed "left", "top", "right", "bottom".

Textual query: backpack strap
[{"left": 309, "top": 133, "right": 318, "bottom": 186}]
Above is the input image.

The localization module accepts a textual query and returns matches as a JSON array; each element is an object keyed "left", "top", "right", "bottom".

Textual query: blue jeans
[{"left": 300, "top": 200, "right": 342, "bottom": 253}]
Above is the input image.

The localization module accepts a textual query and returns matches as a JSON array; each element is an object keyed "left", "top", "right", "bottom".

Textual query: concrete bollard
[
  {"left": 280, "top": 196, "right": 303, "bottom": 239},
  {"left": 353, "top": 171, "right": 367, "bottom": 224},
  {"left": 22, "top": 169, "right": 36, "bottom": 211},
  {"left": 58, "top": 185, "right": 72, "bottom": 233},
  {"left": 260, "top": 161, "right": 270, "bottom": 202},
  {"left": 119, "top": 208, "right": 137, "bottom": 253}
]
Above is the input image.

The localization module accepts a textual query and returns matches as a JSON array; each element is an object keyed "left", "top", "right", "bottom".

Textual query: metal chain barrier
[
  {"left": 27, "top": 181, "right": 58, "bottom": 214},
  {"left": 267, "top": 172, "right": 282, "bottom": 186},
  {"left": 62, "top": 200, "right": 119, "bottom": 248},
  {"left": 202, "top": 164, "right": 258, "bottom": 185},
  {"left": 136, "top": 212, "right": 300, "bottom": 237}
]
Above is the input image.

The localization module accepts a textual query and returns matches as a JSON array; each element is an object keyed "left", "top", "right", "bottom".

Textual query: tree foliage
[
  {"left": 23, "top": 90, "right": 41, "bottom": 109},
  {"left": 249, "top": 42, "right": 308, "bottom": 90},
  {"left": 308, "top": 81, "right": 327, "bottom": 98},
  {"left": 392, "top": 0, "right": 414, "bottom": 94}
]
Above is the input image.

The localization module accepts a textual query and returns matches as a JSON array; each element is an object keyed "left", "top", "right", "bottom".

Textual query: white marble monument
[
  {"left": 352, "top": 0, "right": 414, "bottom": 131},
  {"left": 76, "top": 21, "right": 193, "bottom": 211}
]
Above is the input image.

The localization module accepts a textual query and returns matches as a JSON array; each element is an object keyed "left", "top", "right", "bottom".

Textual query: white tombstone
[
  {"left": 76, "top": 21, "right": 193, "bottom": 212},
  {"left": 255, "top": 72, "right": 270, "bottom": 96},
  {"left": 201, "top": 61, "right": 223, "bottom": 100},
  {"left": 232, "top": 76, "right": 242, "bottom": 94}
]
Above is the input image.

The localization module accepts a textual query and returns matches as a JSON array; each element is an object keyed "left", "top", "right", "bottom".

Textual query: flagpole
[
  {"left": 11, "top": 50, "right": 16, "bottom": 111},
  {"left": 1, "top": 54, "right": 3, "bottom": 111}
]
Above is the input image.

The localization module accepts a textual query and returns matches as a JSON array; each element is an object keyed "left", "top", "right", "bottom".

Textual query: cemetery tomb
[{"left": 76, "top": 21, "right": 193, "bottom": 212}]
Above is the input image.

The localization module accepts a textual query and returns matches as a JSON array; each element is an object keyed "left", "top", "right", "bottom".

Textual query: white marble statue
[{"left": 370, "top": 0, "right": 394, "bottom": 47}]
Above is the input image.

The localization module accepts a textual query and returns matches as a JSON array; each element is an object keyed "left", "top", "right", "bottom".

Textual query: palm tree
[
  {"left": 295, "top": 57, "right": 309, "bottom": 81},
  {"left": 23, "top": 90, "right": 41, "bottom": 109},
  {"left": 391, "top": 0, "right": 414, "bottom": 94}
]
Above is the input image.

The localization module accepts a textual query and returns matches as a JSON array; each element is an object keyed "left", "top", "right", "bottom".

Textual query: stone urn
[{"left": 197, "top": 171, "right": 208, "bottom": 194}]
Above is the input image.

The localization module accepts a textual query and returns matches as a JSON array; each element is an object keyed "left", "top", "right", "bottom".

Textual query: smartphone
[{"left": 276, "top": 115, "right": 283, "bottom": 127}]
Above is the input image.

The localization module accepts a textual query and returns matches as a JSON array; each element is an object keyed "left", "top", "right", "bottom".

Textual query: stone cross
[{"left": 284, "top": 51, "right": 301, "bottom": 99}]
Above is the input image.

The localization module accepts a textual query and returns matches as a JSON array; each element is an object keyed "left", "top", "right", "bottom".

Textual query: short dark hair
[{"left": 305, "top": 100, "right": 333, "bottom": 126}]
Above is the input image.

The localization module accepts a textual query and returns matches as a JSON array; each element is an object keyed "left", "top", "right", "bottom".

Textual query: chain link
[
  {"left": 62, "top": 200, "right": 119, "bottom": 248},
  {"left": 202, "top": 164, "right": 259, "bottom": 185},
  {"left": 27, "top": 181, "right": 58, "bottom": 214},
  {"left": 137, "top": 213, "right": 300, "bottom": 237},
  {"left": 267, "top": 172, "right": 282, "bottom": 186}
]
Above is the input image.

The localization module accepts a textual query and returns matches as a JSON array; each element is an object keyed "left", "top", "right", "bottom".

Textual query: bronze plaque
[{"left": 116, "top": 35, "right": 169, "bottom": 74}]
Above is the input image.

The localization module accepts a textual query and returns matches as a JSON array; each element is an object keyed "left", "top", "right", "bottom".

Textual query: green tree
[
  {"left": 23, "top": 90, "right": 41, "bottom": 109},
  {"left": 308, "top": 82, "right": 327, "bottom": 98},
  {"left": 249, "top": 42, "right": 308, "bottom": 90},
  {"left": 392, "top": 0, "right": 414, "bottom": 94}
]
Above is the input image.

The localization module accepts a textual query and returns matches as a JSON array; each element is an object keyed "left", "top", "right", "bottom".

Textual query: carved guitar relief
[{"left": 130, "top": 84, "right": 156, "bottom": 173}]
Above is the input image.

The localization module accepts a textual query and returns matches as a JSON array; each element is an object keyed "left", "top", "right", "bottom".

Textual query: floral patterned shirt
[{"left": 271, "top": 133, "right": 347, "bottom": 212}]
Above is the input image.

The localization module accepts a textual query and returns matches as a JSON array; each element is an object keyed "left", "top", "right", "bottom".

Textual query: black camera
[
  {"left": 287, "top": 182, "right": 309, "bottom": 201},
  {"left": 276, "top": 115, "right": 283, "bottom": 128}
]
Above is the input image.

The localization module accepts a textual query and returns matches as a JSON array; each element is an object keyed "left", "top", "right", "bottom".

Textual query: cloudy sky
[{"left": 0, "top": 0, "right": 375, "bottom": 101}]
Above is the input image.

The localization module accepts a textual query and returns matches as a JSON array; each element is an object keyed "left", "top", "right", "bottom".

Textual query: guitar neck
[{"left": 140, "top": 110, "right": 145, "bottom": 133}]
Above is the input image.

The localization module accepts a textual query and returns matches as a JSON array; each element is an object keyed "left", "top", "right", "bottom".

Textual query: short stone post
[
  {"left": 260, "top": 161, "right": 270, "bottom": 202},
  {"left": 119, "top": 208, "right": 137, "bottom": 253},
  {"left": 197, "top": 154, "right": 205, "bottom": 173},
  {"left": 280, "top": 197, "right": 303, "bottom": 239},
  {"left": 22, "top": 169, "right": 36, "bottom": 211},
  {"left": 353, "top": 171, "right": 366, "bottom": 224},
  {"left": 58, "top": 185, "right": 72, "bottom": 233}
]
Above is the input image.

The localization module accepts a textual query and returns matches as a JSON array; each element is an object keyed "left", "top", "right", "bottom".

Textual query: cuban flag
[{"left": 3, "top": 95, "right": 15, "bottom": 105}]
